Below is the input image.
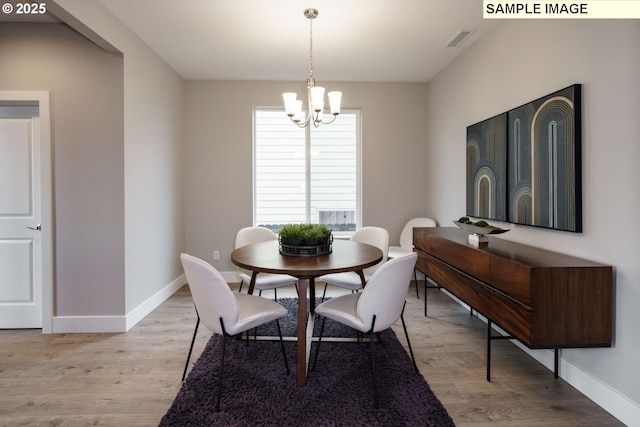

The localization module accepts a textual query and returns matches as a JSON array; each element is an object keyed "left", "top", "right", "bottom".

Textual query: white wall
[
  {"left": 0, "top": 22, "right": 126, "bottom": 318},
  {"left": 118, "top": 24, "right": 185, "bottom": 316},
  {"left": 56, "top": 0, "right": 185, "bottom": 322},
  {"left": 425, "top": 19, "right": 640, "bottom": 425},
  {"left": 183, "top": 81, "right": 429, "bottom": 273}
]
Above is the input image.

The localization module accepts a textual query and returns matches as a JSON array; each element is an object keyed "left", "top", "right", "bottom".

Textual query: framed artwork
[
  {"left": 465, "top": 84, "right": 583, "bottom": 232},
  {"left": 507, "top": 84, "right": 582, "bottom": 232},
  {"left": 466, "top": 113, "right": 507, "bottom": 221}
]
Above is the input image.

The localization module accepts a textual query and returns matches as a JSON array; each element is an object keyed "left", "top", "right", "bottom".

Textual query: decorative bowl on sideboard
[{"left": 453, "top": 219, "right": 509, "bottom": 247}]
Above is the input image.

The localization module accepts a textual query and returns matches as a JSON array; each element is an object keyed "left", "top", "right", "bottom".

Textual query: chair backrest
[
  {"left": 351, "top": 226, "right": 389, "bottom": 275},
  {"left": 180, "top": 253, "right": 238, "bottom": 335},
  {"left": 399, "top": 217, "right": 437, "bottom": 251},
  {"left": 357, "top": 252, "right": 417, "bottom": 332},
  {"left": 235, "top": 226, "right": 278, "bottom": 249}
]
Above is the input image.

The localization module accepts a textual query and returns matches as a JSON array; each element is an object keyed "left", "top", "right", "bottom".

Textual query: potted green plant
[{"left": 279, "top": 223, "right": 333, "bottom": 256}]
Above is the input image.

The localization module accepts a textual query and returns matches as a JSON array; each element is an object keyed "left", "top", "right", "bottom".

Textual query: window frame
[{"left": 252, "top": 107, "right": 362, "bottom": 238}]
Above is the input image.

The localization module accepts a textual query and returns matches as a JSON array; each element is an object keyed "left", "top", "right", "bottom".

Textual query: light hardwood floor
[{"left": 0, "top": 282, "right": 624, "bottom": 426}]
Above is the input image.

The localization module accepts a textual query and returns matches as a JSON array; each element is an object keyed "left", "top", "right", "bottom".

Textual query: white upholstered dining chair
[
  {"left": 318, "top": 226, "right": 389, "bottom": 300},
  {"left": 387, "top": 217, "right": 437, "bottom": 298},
  {"left": 235, "top": 226, "right": 298, "bottom": 299},
  {"left": 312, "top": 252, "right": 419, "bottom": 409},
  {"left": 180, "top": 253, "right": 290, "bottom": 412}
]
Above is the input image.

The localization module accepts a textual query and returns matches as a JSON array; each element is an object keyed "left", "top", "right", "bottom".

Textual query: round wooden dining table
[{"left": 230, "top": 239, "right": 383, "bottom": 387}]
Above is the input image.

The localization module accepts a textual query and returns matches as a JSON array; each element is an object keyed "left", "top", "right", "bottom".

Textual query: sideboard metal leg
[
  {"left": 554, "top": 349, "right": 559, "bottom": 379},
  {"left": 424, "top": 279, "right": 428, "bottom": 317},
  {"left": 487, "top": 319, "right": 492, "bottom": 382}
]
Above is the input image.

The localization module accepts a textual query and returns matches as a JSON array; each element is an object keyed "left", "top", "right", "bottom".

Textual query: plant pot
[{"left": 279, "top": 235, "right": 333, "bottom": 257}]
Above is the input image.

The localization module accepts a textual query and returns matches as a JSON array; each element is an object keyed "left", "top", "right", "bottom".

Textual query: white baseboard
[
  {"left": 220, "top": 271, "right": 240, "bottom": 284},
  {"left": 52, "top": 274, "right": 187, "bottom": 333},
  {"left": 52, "top": 314, "right": 128, "bottom": 333},
  {"left": 125, "top": 274, "right": 187, "bottom": 331},
  {"left": 439, "top": 288, "right": 639, "bottom": 427}
]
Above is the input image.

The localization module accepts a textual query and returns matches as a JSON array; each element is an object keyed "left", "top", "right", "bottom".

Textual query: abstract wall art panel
[
  {"left": 465, "top": 84, "right": 582, "bottom": 232},
  {"left": 507, "top": 84, "right": 582, "bottom": 232},
  {"left": 466, "top": 113, "right": 507, "bottom": 222}
]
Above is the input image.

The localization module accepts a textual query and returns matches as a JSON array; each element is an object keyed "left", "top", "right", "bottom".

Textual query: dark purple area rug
[{"left": 160, "top": 298, "right": 454, "bottom": 427}]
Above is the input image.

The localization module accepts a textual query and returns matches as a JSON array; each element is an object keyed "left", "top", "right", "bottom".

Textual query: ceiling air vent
[{"left": 446, "top": 30, "right": 476, "bottom": 47}]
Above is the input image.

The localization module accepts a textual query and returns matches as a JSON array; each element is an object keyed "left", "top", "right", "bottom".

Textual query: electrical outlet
[{"left": 213, "top": 250, "right": 220, "bottom": 260}]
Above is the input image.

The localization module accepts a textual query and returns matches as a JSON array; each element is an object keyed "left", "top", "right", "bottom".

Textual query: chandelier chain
[{"left": 308, "top": 13, "right": 314, "bottom": 82}]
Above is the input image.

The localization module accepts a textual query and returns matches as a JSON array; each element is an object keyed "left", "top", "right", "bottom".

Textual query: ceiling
[{"left": 94, "top": 0, "right": 496, "bottom": 83}]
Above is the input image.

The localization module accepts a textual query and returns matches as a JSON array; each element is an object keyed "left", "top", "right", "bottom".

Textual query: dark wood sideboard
[{"left": 413, "top": 227, "right": 613, "bottom": 380}]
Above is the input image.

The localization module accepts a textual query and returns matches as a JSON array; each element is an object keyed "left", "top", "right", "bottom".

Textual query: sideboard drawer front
[
  {"left": 425, "top": 235, "right": 491, "bottom": 283},
  {"left": 490, "top": 256, "right": 532, "bottom": 305},
  {"left": 426, "top": 254, "right": 491, "bottom": 316},
  {"left": 490, "top": 290, "right": 533, "bottom": 345}
]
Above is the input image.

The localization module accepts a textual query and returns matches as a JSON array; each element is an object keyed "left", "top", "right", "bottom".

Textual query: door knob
[{"left": 27, "top": 224, "right": 41, "bottom": 231}]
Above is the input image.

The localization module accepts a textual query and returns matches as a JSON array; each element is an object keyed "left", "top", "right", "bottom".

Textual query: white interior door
[
  {"left": 0, "top": 92, "right": 52, "bottom": 331},
  {"left": 0, "top": 118, "right": 42, "bottom": 328}
]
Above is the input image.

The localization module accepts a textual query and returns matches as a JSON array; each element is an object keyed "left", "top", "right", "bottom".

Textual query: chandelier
[{"left": 282, "top": 8, "right": 342, "bottom": 128}]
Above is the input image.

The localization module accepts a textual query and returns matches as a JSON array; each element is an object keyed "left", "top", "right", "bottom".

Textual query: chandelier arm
[
  {"left": 319, "top": 115, "right": 339, "bottom": 125},
  {"left": 289, "top": 115, "right": 312, "bottom": 128}
]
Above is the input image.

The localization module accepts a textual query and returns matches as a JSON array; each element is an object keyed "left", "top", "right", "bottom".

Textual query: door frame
[{"left": 0, "top": 91, "right": 53, "bottom": 333}]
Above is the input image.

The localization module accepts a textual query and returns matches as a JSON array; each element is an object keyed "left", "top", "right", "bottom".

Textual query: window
[{"left": 253, "top": 108, "right": 361, "bottom": 234}]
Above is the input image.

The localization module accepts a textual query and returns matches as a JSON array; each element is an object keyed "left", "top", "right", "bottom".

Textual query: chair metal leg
[
  {"left": 238, "top": 280, "right": 244, "bottom": 293},
  {"left": 311, "top": 316, "right": 327, "bottom": 371},
  {"left": 368, "top": 316, "right": 379, "bottom": 409},
  {"left": 309, "top": 278, "right": 316, "bottom": 314},
  {"left": 275, "top": 319, "right": 290, "bottom": 375},
  {"left": 400, "top": 302, "right": 418, "bottom": 372},
  {"left": 216, "top": 318, "right": 228, "bottom": 413},
  {"left": 413, "top": 268, "right": 419, "bottom": 299},
  {"left": 181, "top": 312, "right": 200, "bottom": 381},
  {"left": 321, "top": 283, "right": 328, "bottom": 302}
]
